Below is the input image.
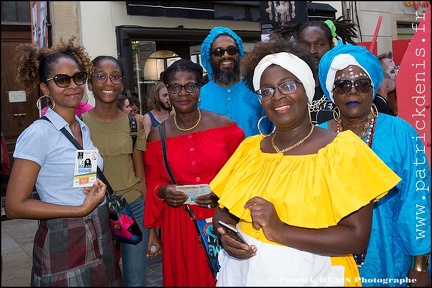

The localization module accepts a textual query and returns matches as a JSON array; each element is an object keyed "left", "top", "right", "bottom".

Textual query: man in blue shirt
[{"left": 199, "top": 26, "right": 273, "bottom": 137}]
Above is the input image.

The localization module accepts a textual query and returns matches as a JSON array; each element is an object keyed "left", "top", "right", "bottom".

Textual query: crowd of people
[{"left": 3, "top": 19, "right": 430, "bottom": 288}]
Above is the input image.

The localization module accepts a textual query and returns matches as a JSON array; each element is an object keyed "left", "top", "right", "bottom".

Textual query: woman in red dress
[{"left": 143, "top": 59, "right": 245, "bottom": 286}]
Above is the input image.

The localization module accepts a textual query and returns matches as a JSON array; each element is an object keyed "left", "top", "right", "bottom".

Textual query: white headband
[
  {"left": 325, "top": 54, "right": 371, "bottom": 102},
  {"left": 253, "top": 52, "right": 315, "bottom": 103}
]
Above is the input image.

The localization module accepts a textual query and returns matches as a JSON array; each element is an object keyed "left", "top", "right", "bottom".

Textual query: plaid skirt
[{"left": 31, "top": 204, "right": 123, "bottom": 287}]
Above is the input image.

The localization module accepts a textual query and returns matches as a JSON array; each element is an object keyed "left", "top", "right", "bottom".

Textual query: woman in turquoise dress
[{"left": 317, "top": 42, "right": 431, "bottom": 287}]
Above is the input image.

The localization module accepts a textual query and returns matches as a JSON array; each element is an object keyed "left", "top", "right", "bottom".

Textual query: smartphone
[{"left": 218, "top": 221, "right": 249, "bottom": 245}]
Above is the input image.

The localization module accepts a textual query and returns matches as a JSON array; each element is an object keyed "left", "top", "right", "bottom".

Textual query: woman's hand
[
  {"left": 195, "top": 192, "right": 218, "bottom": 209},
  {"left": 82, "top": 179, "right": 106, "bottom": 214},
  {"left": 245, "top": 196, "right": 285, "bottom": 243},
  {"left": 217, "top": 226, "right": 257, "bottom": 259},
  {"left": 213, "top": 206, "right": 257, "bottom": 259},
  {"left": 160, "top": 184, "right": 188, "bottom": 207}
]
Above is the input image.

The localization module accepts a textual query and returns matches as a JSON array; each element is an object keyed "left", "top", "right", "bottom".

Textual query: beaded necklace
[
  {"left": 174, "top": 108, "right": 202, "bottom": 132},
  {"left": 335, "top": 113, "right": 376, "bottom": 147},
  {"left": 271, "top": 125, "right": 314, "bottom": 154}
]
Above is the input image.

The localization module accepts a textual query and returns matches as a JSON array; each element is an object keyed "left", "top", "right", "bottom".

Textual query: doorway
[{"left": 1, "top": 24, "right": 40, "bottom": 168}]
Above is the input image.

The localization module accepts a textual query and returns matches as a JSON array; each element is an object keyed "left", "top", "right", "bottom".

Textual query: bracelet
[
  {"left": 411, "top": 254, "right": 430, "bottom": 272},
  {"left": 153, "top": 185, "right": 165, "bottom": 201}
]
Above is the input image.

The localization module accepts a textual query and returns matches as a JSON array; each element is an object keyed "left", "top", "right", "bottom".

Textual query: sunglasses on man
[{"left": 211, "top": 46, "right": 239, "bottom": 57}]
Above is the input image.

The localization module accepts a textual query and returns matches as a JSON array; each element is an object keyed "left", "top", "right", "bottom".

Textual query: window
[{"left": 1, "top": 1, "right": 30, "bottom": 23}]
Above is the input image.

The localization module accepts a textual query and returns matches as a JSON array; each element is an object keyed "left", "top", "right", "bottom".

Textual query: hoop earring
[
  {"left": 36, "top": 95, "right": 56, "bottom": 111},
  {"left": 371, "top": 103, "right": 379, "bottom": 117},
  {"left": 333, "top": 107, "right": 341, "bottom": 121},
  {"left": 257, "top": 115, "right": 275, "bottom": 137},
  {"left": 80, "top": 92, "right": 89, "bottom": 106}
]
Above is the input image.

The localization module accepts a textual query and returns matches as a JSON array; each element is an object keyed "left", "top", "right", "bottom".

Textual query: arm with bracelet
[
  {"left": 408, "top": 254, "right": 431, "bottom": 287},
  {"left": 411, "top": 254, "right": 430, "bottom": 272}
]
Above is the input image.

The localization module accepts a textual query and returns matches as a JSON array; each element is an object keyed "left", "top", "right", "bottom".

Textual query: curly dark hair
[
  {"left": 272, "top": 16, "right": 358, "bottom": 46},
  {"left": 15, "top": 35, "right": 93, "bottom": 95},
  {"left": 241, "top": 34, "right": 316, "bottom": 92}
]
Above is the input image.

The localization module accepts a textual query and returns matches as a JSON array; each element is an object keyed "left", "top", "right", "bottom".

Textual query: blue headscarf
[
  {"left": 318, "top": 41, "right": 383, "bottom": 103},
  {"left": 200, "top": 26, "right": 245, "bottom": 78}
]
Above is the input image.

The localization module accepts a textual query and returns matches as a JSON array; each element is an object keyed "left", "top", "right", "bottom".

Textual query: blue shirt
[
  {"left": 319, "top": 113, "right": 431, "bottom": 286},
  {"left": 13, "top": 109, "right": 104, "bottom": 206},
  {"left": 199, "top": 79, "right": 273, "bottom": 137}
]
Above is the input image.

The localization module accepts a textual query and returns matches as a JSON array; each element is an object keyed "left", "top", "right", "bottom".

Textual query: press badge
[{"left": 73, "top": 150, "right": 98, "bottom": 188}]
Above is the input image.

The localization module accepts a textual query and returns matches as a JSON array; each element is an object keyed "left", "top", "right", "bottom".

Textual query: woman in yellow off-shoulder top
[{"left": 210, "top": 35, "right": 401, "bottom": 287}]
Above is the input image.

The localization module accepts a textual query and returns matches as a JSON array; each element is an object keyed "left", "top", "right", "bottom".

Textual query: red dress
[{"left": 144, "top": 124, "right": 245, "bottom": 286}]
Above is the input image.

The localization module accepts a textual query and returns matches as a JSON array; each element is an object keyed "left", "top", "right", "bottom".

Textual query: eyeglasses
[
  {"left": 211, "top": 46, "right": 239, "bottom": 57},
  {"left": 166, "top": 82, "right": 200, "bottom": 94},
  {"left": 333, "top": 78, "right": 373, "bottom": 95},
  {"left": 46, "top": 71, "right": 88, "bottom": 88},
  {"left": 255, "top": 79, "right": 301, "bottom": 101},
  {"left": 93, "top": 73, "right": 123, "bottom": 85}
]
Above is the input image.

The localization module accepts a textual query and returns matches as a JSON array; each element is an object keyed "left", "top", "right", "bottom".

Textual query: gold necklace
[
  {"left": 174, "top": 108, "right": 201, "bottom": 132},
  {"left": 271, "top": 125, "right": 314, "bottom": 154}
]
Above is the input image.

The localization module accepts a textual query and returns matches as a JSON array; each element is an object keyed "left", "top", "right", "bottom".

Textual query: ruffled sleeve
[{"left": 211, "top": 130, "right": 401, "bottom": 228}]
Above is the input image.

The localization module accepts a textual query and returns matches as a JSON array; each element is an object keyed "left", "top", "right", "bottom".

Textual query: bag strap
[
  {"left": 159, "top": 122, "right": 177, "bottom": 184},
  {"left": 128, "top": 114, "right": 138, "bottom": 148},
  {"left": 39, "top": 116, "right": 116, "bottom": 200}
]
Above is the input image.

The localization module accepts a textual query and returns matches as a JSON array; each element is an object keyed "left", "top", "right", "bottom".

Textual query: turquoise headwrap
[
  {"left": 200, "top": 26, "right": 245, "bottom": 79},
  {"left": 318, "top": 41, "right": 383, "bottom": 103}
]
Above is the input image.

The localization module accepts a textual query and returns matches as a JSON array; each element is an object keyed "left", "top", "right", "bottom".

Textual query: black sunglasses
[
  {"left": 46, "top": 71, "right": 88, "bottom": 88},
  {"left": 333, "top": 78, "right": 373, "bottom": 95},
  {"left": 211, "top": 46, "right": 239, "bottom": 57}
]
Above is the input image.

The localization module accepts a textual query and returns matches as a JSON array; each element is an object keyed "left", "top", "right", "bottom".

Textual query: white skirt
[{"left": 216, "top": 227, "right": 345, "bottom": 287}]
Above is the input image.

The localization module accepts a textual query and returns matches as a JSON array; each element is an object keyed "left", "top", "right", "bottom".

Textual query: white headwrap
[{"left": 252, "top": 52, "right": 315, "bottom": 103}]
